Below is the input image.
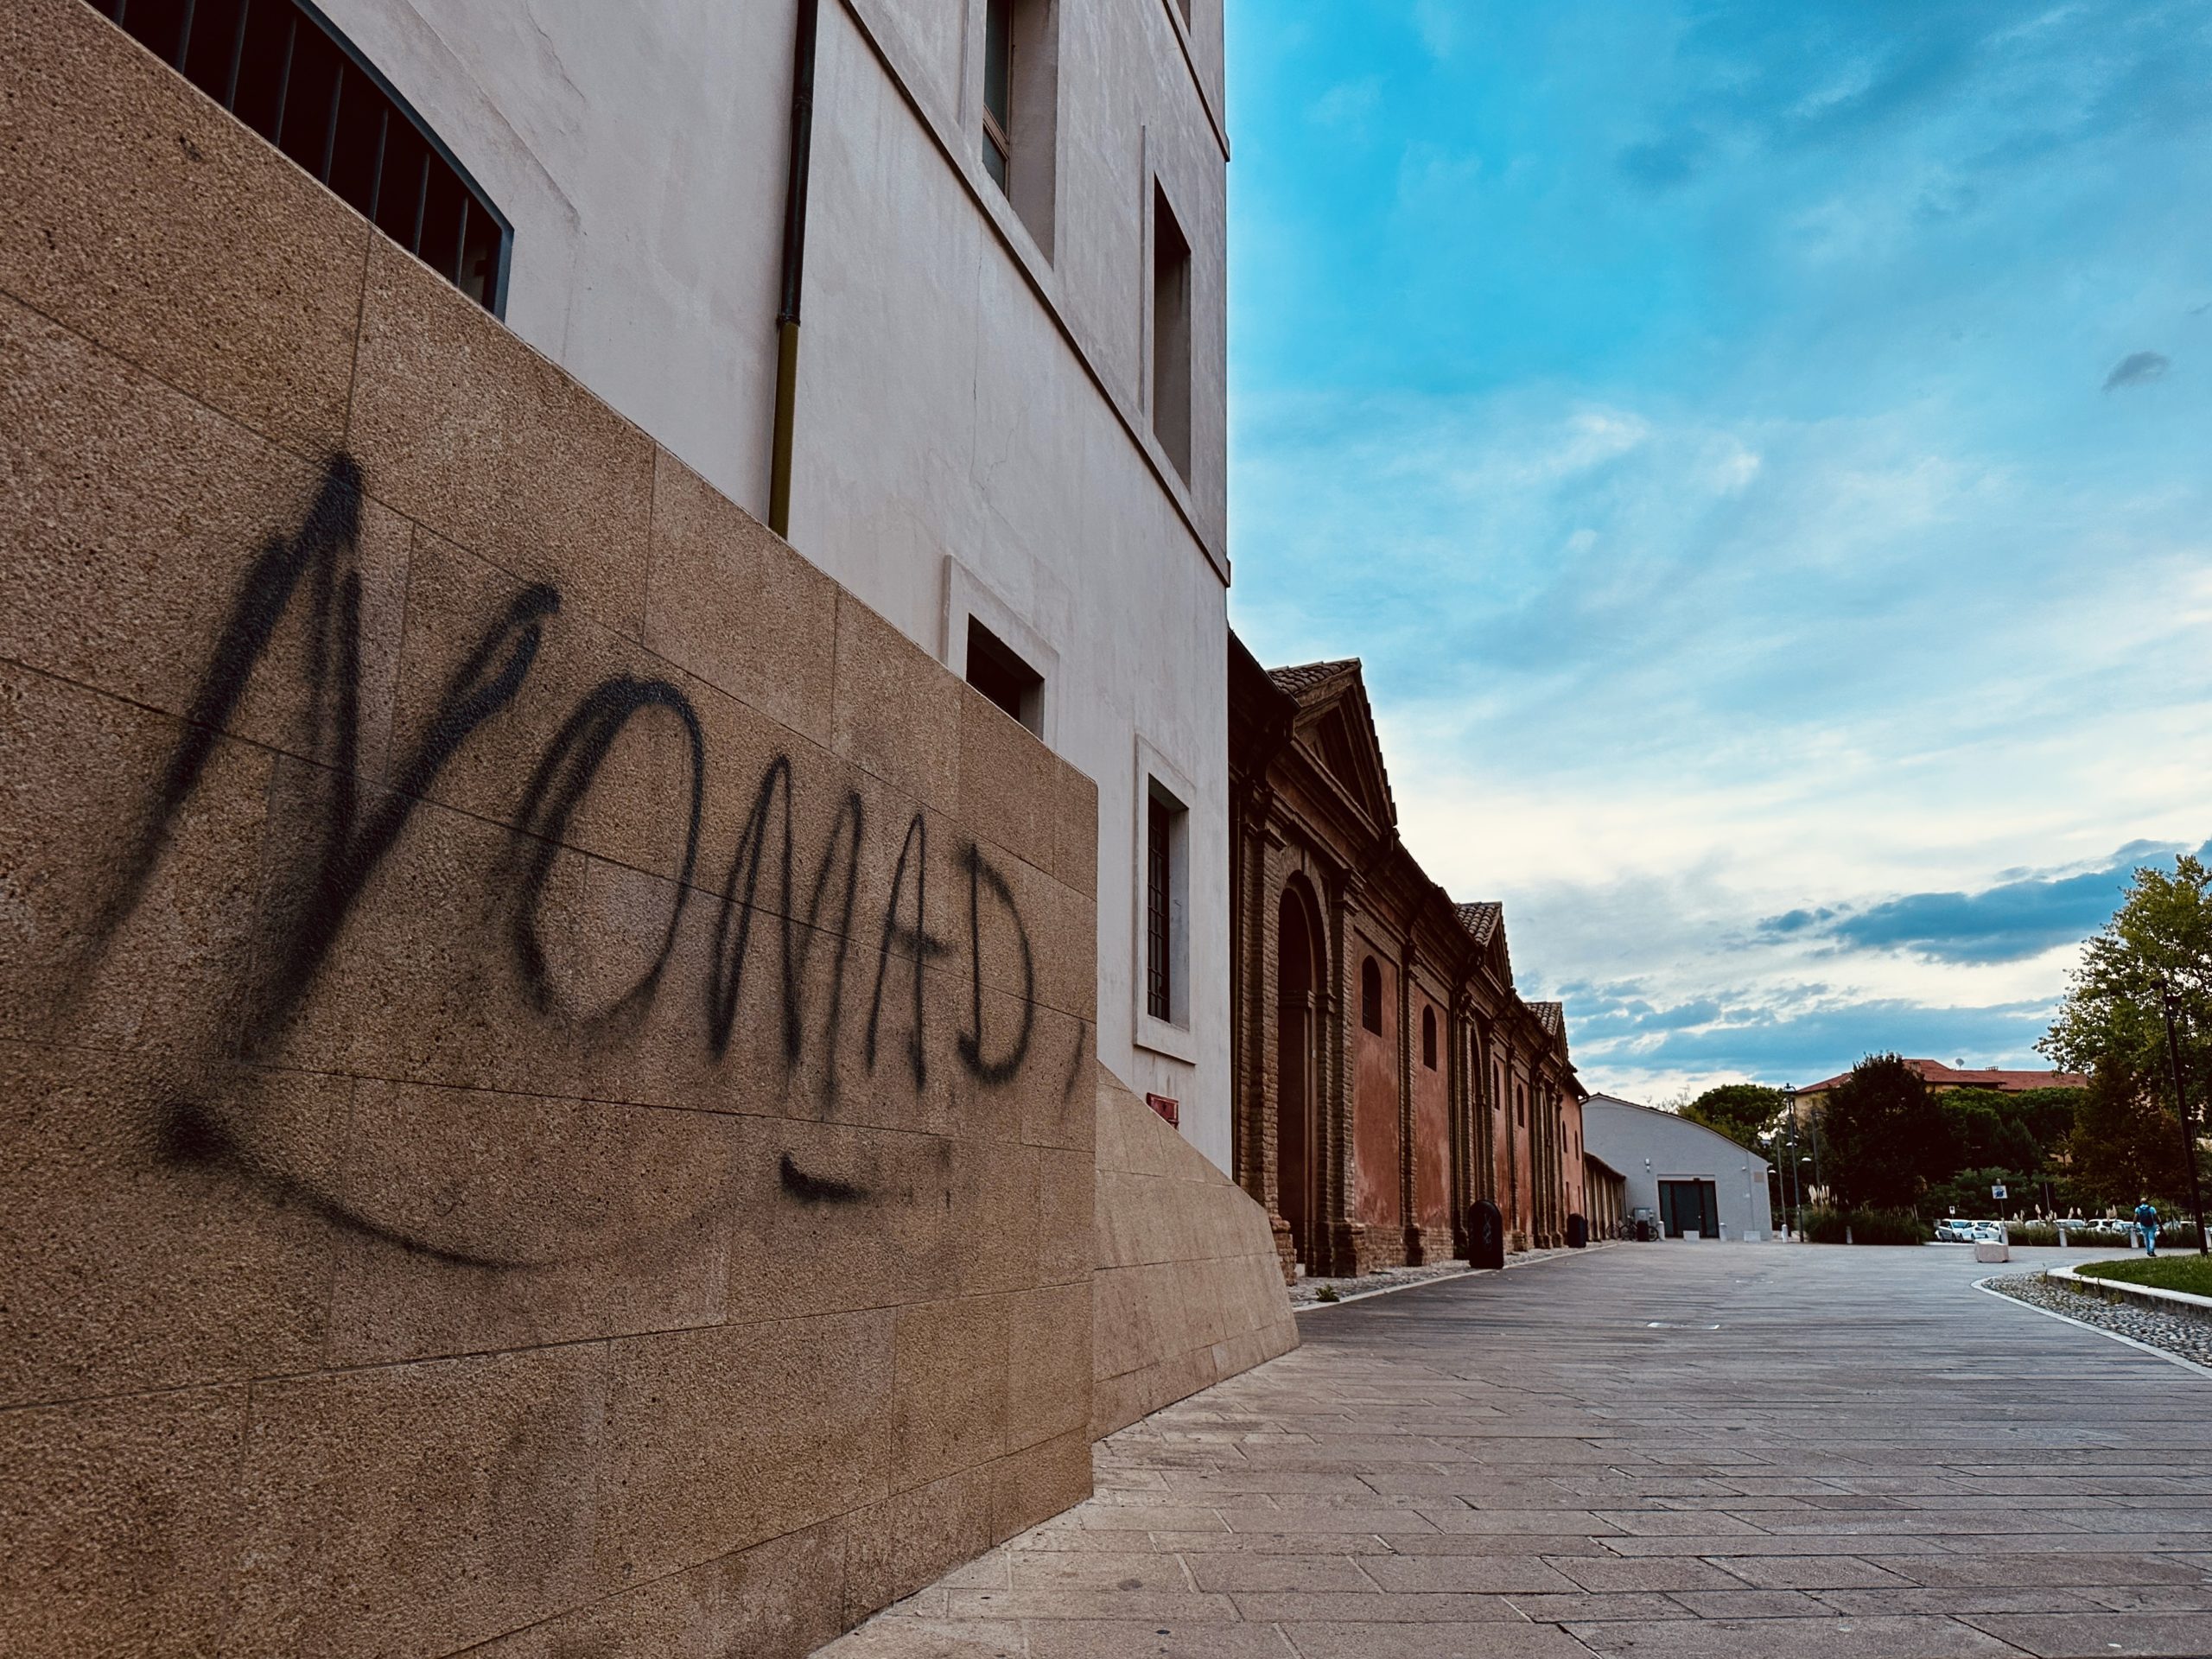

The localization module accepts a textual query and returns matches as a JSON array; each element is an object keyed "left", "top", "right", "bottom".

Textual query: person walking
[{"left": 2133, "top": 1198, "right": 2161, "bottom": 1258}]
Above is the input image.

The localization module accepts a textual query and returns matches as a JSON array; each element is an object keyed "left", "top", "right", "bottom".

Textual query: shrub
[{"left": 1801, "top": 1207, "right": 1923, "bottom": 1245}]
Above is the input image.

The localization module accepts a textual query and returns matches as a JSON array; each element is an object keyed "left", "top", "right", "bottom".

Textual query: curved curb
[
  {"left": 2044, "top": 1262, "right": 2212, "bottom": 1315},
  {"left": 1974, "top": 1276, "right": 2212, "bottom": 1381}
]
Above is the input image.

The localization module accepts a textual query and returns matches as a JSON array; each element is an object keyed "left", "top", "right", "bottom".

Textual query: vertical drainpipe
[{"left": 768, "top": 0, "right": 821, "bottom": 539}]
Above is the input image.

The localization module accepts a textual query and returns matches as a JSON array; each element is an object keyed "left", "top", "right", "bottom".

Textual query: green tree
[
  {"left": 2043, "top": 855, "right": 2212, "bottom": 1095},
  {"left": 1821, "top": 1053, "right": 1947, "bottom": 1211},
  {"left": 2041, "top": 852, "right": 2212, "bottom": 1214},
  {"left": 2069, "top": 1058, "right": 2191, "bottom": 1210},
  {"left": 1679, "top": 1083, "right": 1785, "bottom": 1152}
]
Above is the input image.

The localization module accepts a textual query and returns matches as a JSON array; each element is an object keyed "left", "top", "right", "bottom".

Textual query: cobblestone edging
[
  {"left": 1983, "top": 1270, "right": 2212, "bottom": 1370},
  {"left": 1289, "top": 1240, "right": 1622, "bottom": 1308}
]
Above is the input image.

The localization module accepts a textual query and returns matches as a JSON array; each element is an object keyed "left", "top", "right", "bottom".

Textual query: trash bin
[
  {"left": 1634, "top": 1217, "right": 1653, "bottom": 1243},
  {"left": 1468, "top": 1198, "right": 1504, "bottom": 1269},
  {"left": 1567, "top": 1213, "right": 1588, "bottom": 1249}
]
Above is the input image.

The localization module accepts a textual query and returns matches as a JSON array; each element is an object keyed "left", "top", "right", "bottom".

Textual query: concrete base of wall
[{"left": 1092, "top": 1069, "right": 1298, "bottom": 1439}]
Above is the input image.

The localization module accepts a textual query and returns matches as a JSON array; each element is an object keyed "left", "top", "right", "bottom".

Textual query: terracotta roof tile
[
  {"left": 1796, "top": 1058, "right": 2088, "bottom": 1096},
  {"left": 1527, "top": 1000, "right": 1565, "bottom": 1039},
  {"left": 1267, "top": 658, "right": 1360, "bottom": 699},
  {"left": 1456, "top": 900, "right": 1503, "bottom": 944}
]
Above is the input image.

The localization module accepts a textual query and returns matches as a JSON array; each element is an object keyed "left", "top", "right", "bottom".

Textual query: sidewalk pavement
[{"left": 818, "top": 1243, "right": 2212, "bottom": 1658}]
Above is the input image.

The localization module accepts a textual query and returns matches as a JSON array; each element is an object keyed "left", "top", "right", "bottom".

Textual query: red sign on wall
[{"left": 1145, "top": 1092, "right": 1180, "bottom": 1128}]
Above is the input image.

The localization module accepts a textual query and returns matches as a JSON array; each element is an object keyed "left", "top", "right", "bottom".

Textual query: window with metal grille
[
  {"left": 1146, "top": 795, "right": 1173, "bottom": 1021},
  {"left": 88, "top": 0, "right": 510, "bottom": 314}
]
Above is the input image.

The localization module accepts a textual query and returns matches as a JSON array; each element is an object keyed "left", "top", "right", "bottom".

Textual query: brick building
[{"left": 1227, "top": 640, "right": 1584, "bottom": 1278}]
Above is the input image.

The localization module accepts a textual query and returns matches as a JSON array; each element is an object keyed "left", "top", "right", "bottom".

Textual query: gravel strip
[{"left": 1984, "top": 1269, "right": 2212, "bottom": 1368}]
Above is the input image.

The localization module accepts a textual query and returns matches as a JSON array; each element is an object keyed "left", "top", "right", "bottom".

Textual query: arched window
[
  {"left": 1421, "top": 1006, "right": 1438, "bottom": 1070},
  {"left": 1359, "top": 957, "right": 1382, "bottom": 1033}
]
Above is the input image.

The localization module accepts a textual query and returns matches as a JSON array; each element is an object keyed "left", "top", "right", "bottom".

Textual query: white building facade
[
  {"left": 298, "top": 0, "right": 1236, "bottom": 1160},
  {"left": 1583, "top": 1095, "right": 1775, "bottom": 1242}
]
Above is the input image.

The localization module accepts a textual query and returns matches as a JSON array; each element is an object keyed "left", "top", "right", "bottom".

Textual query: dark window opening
[
  {"left": 1421, "top": 1006, "right": 1438, "bottom": 1070},
  {"left": 1359, "top": 957, "right": 1382, "bottom": 1035},
  {"left": 965, "top": 617, "right": 1044, "bottom": 736},
  {"left": 1151, "top": 182, "right": 1193, "bottom": 480},
  {"left": 982, "top": 0, "right": 1012, "bottom": 188},
  {"left": 89, "top": 0, "right": 510, "bottom": 314},
  {"left": 1147, "top": 796, "right": 1173, "bottom": 1022}
]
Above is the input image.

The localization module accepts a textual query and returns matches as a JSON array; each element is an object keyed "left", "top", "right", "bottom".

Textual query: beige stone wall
[
  {"left": 0, "top": 5, "right": 1097, "bottom": 1654},
  {"left": 1092, "top": 1073, "right": 1299, "bottom": 1439}
]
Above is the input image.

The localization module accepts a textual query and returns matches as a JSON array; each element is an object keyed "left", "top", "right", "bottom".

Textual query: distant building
[
  {"left": 1583, "top": 1096, "right": 1775, "bottom": 1241},
  {"left": 1226, "top": 639, "right": 1583, "bottom": 1276},
  {"left": 1797, "top": 1060, "right": 2088, "bottom": 1099}
]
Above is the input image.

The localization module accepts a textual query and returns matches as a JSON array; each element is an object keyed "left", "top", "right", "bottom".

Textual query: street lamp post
[
  {"left": 2159, "top": 987, "right": 2209, "bottom": 1257},
  {"left": 1783, "top": 1084, "right": 1801, "bottom": 1238}
]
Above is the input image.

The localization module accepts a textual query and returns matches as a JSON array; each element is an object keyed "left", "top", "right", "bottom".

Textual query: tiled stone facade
[
  {"left": 1227, "top": 640, "right": 1584, "bottom": 1279},
  {"left": 1, "top": 5, "right": 1105, "bottom": 1651}
]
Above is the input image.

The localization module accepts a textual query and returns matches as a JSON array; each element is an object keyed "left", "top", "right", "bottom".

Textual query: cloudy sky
[{"left": 1224, "top": 0, "right": 2212, "bottom": 1103}]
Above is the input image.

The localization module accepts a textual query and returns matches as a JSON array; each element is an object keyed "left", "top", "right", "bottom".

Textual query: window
[
  {"left": 981, "top": 0, "right": 1058, "bottom": 248},
  {"left": 965, "top": 617, "right": 1043, "bottom": 735},
  {"left": 88, "top": 0, "right": 509, "bottom": 313},
  {"left": 1421, "top": 1006, "right": 1438, "bottom": 1070},
  {"left": 1150, "top": 182, "right": 1193, "bottom": 480},
  {"left": 1516, "top": 1086, "right": 1526, "bottom": 1128},
  {"left": 1143, "top": 784, "right": 1187, "bottom": 1025},
  {"left": 1359, "top": 958, "right": 1382, "bottom": 1034}
]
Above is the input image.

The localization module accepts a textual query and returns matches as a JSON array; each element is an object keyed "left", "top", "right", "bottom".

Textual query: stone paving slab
[{"left": 817, "top": 1245, "right": 2212, "bottom": 1657}]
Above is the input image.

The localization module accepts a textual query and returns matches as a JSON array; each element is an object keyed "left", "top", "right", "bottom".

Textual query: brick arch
[{"left": 1274, "top": 871, "right": 1326, "bottom": 1270}]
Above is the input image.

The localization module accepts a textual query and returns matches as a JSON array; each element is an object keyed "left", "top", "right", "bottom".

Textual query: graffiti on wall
[{"left": 66, "top": 454, "right": 1078, "bottom": 1267}]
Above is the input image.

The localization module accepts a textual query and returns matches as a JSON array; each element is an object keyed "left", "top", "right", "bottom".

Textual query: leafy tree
[
  {"left": 1679, "top": 1083, "right": 1785, "bottom": 1152},
  {"left": 2043, "top": 855, "right": 2212, "bottom": 1101},
  {"left": 1821, "top": 1053, "right": 1947, "bottom": 1211},
  {"left": 2069, "top": 1058, "right": 2191, "bottom": 1210},
  {"left": 2041, "top": 853, "right": 2212, "bottom": 1214}
]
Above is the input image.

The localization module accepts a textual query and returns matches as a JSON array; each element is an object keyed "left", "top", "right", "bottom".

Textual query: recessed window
[
  {"left": 1150, "top": 182, "right": 1193, "bottom": 480},
  {"left": 1359, "top": 958, "right": 1382, "bottom": 1035},
  {"left": 982, "top": 0, "right": 1058, "bottom": 249},
  {"left": 965, "top": 617, "right": 1044, "bottom": 736},
  {"left": 1421, "top": 1006, "right": 1438, "bottom": 1070},
  {"left": 88, "top": 0, "right": 509, "bottom": 312},
  {"left": 1144, "top": 782, "right": 1188, "bottom": 1026},
  {"left": 1516, "top": 1087, "right": 1526, "bottom": 1128}
]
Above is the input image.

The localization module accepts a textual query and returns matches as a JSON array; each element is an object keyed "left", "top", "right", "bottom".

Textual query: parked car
[{"left": 1934, "top": 1218, "right": 2005, "bottom": 1243}]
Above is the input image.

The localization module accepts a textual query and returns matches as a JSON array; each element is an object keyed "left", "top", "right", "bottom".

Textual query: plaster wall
[
  {"left": 309, "top": 0, "right": 1237, "bottom": 1166},
  {"left": 1584, "top": 1097, "right": 1776, "bottom": 1242},
  {"left": 0, "top": 7, "right": 1103, "bottom": 1649}
]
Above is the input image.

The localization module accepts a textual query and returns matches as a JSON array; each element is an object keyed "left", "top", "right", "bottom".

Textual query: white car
[{"left": 1935, "top": 1219, "right": 2005, "bottom": 1243}]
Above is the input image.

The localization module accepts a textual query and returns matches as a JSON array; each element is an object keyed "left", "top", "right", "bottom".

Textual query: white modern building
[
  {"left": 1583, "top": 1094, "right": 1775, "bottom": 1241},
  {"left": 111, "top": 0, "right": 1236, "bottom": 1160}
]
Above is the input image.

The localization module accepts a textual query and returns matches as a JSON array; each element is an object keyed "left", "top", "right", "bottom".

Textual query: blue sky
[{"left": 1224, "top": 0, "right": 2212, "bottom": 1102}]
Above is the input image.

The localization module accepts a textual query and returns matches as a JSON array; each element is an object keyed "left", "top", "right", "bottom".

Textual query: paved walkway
[{"left": 822, "top": 1244, "right": 2212, "bottom": 1659}]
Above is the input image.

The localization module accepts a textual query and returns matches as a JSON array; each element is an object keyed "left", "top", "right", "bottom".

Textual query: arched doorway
[{"left": 1276, "top": 881, "right": 1322, "bottom": 1269}]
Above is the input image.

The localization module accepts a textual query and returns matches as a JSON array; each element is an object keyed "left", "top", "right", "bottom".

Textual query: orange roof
[{"left": 1796, "top": 1058, "right": 2088, "bottom": 1096}]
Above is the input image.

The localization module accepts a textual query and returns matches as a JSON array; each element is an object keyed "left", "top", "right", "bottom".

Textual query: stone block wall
[
  {"left": 1092, "top": 1071, "right": 1300, "bottom": 1439},
  {"left": 0, "top": 4, "right": 1097, "bottom": 1653}
]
